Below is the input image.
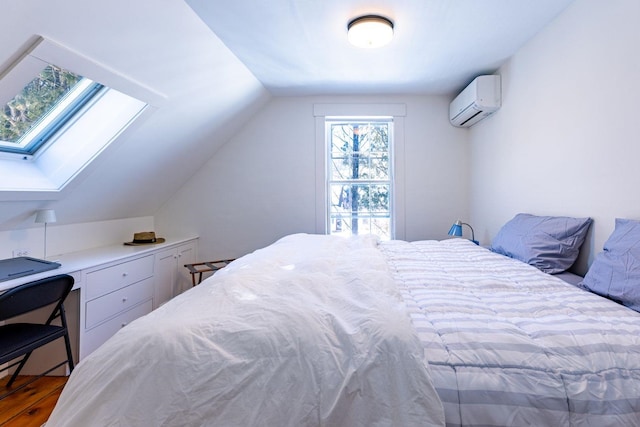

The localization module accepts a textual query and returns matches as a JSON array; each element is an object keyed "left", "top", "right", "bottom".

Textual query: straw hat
[{"left": 124, "top": 231, "right": 166, "bottom": 246}]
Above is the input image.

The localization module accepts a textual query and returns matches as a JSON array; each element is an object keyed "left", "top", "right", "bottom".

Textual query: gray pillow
[
  {"left": 579, "top": 218, "right": 640, "bottom": 312},
  {"left": 490, "top": 213, "right": 592, "bottom": 273}
]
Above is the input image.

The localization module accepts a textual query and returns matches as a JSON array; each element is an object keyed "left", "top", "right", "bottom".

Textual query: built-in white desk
[{"left": 1, "top": 236, "right": 198, "bottom": 366}]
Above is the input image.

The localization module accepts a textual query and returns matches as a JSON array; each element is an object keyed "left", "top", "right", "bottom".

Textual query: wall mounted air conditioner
[{"left": 449, "top": 75, "right": 501, "bottom": 127}]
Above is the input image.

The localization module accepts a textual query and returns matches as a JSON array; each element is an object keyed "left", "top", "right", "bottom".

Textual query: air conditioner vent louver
[
  {"left": 459, "top": 110, "right": 483, "bottom": 127},
  {"left": 449, "top": 75, "right": 501, "bottom": 128}
]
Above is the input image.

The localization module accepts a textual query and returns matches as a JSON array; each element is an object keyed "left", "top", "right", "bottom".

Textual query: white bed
[
  {"left": 46, "top": 233, "right": 640, "bottom": 426},
  {"left": 46, "top": 234, "right": 444, "bottom": 426}
]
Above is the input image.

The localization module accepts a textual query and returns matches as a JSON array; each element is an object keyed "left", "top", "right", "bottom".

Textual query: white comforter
[{"left": 47, "top": 234, "right": 444, "bottom": 426}]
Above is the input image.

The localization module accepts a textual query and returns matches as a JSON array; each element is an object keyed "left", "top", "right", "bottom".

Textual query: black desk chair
[{"left": 0, "top": 274, "right": 75, "bottom": 399}]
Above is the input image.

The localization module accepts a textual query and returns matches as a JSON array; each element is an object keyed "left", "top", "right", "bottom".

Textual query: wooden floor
[{"left": 0, "top": 376, "right": 67, "bottom": 427}]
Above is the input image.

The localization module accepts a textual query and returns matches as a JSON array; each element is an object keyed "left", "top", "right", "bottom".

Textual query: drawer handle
[
  {"left": 121, "top": 322, "right": 128, "bottom": 328},
  {"left": 122, "top": 272, "right": 128, "bottom": 277},
  {"left": 122, "top": 297, "right": 128, "bottom": 303}
]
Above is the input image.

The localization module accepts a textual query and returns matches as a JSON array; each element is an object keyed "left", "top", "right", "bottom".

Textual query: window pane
[
  {"left": 356, "top": 152, "right": 389, "bottom": 180},
  {"left": 1, "top": 65, "right": 82, "bottom": 143},
  {"left": 330, "top": 155, "right": 352, "bottom": 180},
  {"left": 0, "top": 64, "right": 103, "bottom": 156},
  {"left": 329, "top": 216, "right": 391, "bottom": 238},
  {"left": 360, "top": 184, "right": 389, "bottom": 213},
  {"left": 329, "top": 183, "right": 389, "bottom": 212}
]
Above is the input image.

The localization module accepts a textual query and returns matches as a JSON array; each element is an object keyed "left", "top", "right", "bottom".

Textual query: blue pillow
[
  {"left": 490, "top": 213, "right": 592, "bottom": 274},
  {"left": 579, "top": 218, "right": 640, "bottom": 312}
]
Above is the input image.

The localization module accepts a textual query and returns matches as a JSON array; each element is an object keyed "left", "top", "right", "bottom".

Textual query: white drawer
[
  {"left": 81, "top": 299, "right": 153, "bottom": 358},
  {"left": 85, "top": 255, "right": 154, "bottom": 300},
  {"left": 85, "top": 277, "right": 154, "bottom": 330}
]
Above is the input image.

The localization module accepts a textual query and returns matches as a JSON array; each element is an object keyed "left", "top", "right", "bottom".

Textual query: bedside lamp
[
  {"left": 448, "top": 219, "right": 479, "bottom": 245},
  {"left": 35, "top": 209, "right": 57, "bottom": 259}
]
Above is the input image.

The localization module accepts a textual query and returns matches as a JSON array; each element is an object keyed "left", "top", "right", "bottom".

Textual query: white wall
[
  {"left": 157, "top": 95, "right": 469, "bottom": 261},
  {"left": 469, "top": 0, "right": 639, "bottom": 273},
  {"left": 0, "top": 216, "right": 153, "bottom": 260}
]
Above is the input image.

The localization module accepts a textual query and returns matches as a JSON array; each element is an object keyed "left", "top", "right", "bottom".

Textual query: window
[
  {"left": 0, "top": 36, "right": 164, "bottom": 199},
  {"left": 314, "top": 103, "right": 406, "bottom": 240},
  {"left": 326, "top": 118, "right": 393, "bottom": 239},
  {"left": 0, "top": 65, "right": 103, "bottom": 155}
]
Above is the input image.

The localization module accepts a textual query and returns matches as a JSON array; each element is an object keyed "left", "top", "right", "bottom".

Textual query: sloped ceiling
[
  {"left": 0, "top": 0, "right": 575, "bottom": 230},
  {"left": 0, "top": 0, "right": 270, "bottom": 230}
]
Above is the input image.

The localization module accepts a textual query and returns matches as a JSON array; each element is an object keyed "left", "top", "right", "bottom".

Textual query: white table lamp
[{"left": 35, "top": 209, "right": 57, "bottom": 259}]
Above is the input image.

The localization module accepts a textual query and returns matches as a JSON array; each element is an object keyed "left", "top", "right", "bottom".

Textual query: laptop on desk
[{"left": 0, "top": 257, "right": 61, "bottom": 283}]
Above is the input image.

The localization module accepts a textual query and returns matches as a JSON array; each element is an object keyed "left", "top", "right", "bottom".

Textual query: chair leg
[
  {"left": 63, "top": 332, "right": 75, "bottom": 372},
  {"left": 6, "top": 352, "right": 32, "bottom": 388},
  {"left": 59, "top": 304, "right": 75, "bottom": 372}
]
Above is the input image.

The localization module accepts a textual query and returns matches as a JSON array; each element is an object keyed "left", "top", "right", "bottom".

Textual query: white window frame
[{"left": 314, "top": 103, "right": 406, "bottom": 240}]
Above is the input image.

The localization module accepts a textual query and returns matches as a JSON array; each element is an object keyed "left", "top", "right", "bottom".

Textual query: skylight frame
[{"left": 0, "top": 36, "right": 166, "bottom": 200}]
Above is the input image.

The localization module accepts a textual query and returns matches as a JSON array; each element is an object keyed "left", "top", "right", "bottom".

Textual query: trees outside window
[
  {"left": 327, "top": 119, "right": 393, "bottom": 239},
  {"left": 0, "top": 64, "right": 103, "bottom": 155}
]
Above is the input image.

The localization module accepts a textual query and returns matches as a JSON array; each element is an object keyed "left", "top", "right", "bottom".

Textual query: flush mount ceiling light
[{"left": 347, "top": 15, "right": 394, "bottom": 48}]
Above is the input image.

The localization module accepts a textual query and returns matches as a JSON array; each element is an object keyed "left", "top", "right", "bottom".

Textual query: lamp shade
[
  {"left": 448, "top": 221, "right": 463, "bottom": 237},
  {"left": 348, "top": 15, "right": 394, "bottom": 48},
  {"left": 35, "top": 209, "right": 57, "bottom": 224},
  {"left": 448, "top": 219, "right": 479, "bottom": 245}
]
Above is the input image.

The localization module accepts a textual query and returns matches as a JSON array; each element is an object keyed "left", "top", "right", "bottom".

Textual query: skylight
[
  {"left": 0, "top": 65, "right": 103, "bottom": 155},
  {"left": 0, "top": 36, "right": 165, "bottom": 200}
]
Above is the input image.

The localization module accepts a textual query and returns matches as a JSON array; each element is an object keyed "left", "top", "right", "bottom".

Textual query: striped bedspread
[{"left": 380, "top": 238, "right": 640, "bottom": 427}]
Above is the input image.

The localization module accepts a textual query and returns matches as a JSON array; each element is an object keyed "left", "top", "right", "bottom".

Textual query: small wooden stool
[{"left": 184, "top": 259, "right": 235, "bottom": 286}]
